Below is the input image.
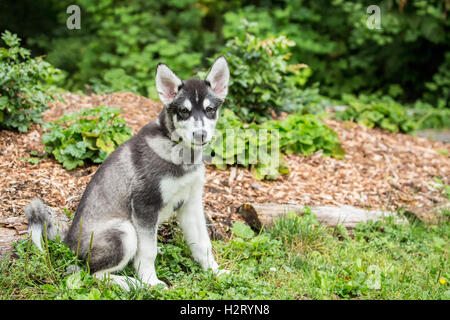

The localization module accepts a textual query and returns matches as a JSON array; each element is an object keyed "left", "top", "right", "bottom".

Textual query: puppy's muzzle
[{"left": 193, "top": 130, "right": 208, "bottom": 145}]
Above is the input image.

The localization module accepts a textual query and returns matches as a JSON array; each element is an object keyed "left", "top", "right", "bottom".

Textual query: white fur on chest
[{"left": 157, "top": 165, "right": 205, "bottom": 223}]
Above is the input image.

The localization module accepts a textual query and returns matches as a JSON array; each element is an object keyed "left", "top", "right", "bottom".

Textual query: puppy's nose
[{"left": 193, "top": 130, "right": 207, "bottom": 144}]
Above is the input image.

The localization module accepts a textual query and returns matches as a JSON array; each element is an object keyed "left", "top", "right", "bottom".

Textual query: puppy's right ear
[{"left": 155, "top": 63, "right": 183, "bottom": 105}]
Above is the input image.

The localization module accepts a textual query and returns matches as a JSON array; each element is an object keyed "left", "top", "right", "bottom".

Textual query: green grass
[{"left": 0, "top": 209, "right": 448, "bottom": 300}]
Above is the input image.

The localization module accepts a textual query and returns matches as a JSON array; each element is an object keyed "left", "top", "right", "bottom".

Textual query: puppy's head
[{"left": 155, "top": 56, "right": 230, "bottom": 148}]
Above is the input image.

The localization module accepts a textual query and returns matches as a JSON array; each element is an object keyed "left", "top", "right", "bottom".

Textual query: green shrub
[
  {"left": 407, "top": 100, "right": 450, "bottom": 130},
  {"left": 220, "top": 32, "right": 313, "bottom": 123},
  {"left": 36, "top": 0, "right": 214, "bottom": 99},
  {"left": 42, "top": 106, "right": 132, "bottom": 170},
  {"left": 207, "top": 109, "right": 344, "bottom": 180},
  {"left": 335, "top": 94, "right": 416, "bottom": 133},
  {"left": 206, "top": 108, "right": 285, "bottom": 180},
  {"left": 423, "top": 52, "right": 450, "bottom": 108},
  {"left": 222, "top": 1, "right": 450, "bottom": 102},
  {"left": 0, "top": 30, "right": 60, "bottom": 132},
  {"left": 8, "top": 0, "right": 449, "bottom": 104},
  {"left": 263, "top": 113, "right": 345, "bottom": 158}
]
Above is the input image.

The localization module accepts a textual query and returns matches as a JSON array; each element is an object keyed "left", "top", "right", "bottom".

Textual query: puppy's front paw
[
  {"left": 143, "top": 278, "right": 169, "bottom": 290},
  {"left": 152, "top": 279, "right": 169, "bottom": 290},
  {"left": 139, "top": 272, "right": 169, "bottom": 289},
  {"left": 215, "top": 269, "right": 231, "bottom": 277}
]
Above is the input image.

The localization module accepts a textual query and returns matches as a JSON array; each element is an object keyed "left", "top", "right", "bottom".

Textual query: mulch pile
[{"left": 1, "top": 92, "right": 449, "bottom": 238}]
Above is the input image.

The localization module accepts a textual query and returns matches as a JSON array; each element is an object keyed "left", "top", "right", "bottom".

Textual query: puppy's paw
[
  {"left": 153, "top": 280, "right": 169, "bottom": 290},
  {"left": 215, "top": 269, "right": 231, "bottom": 277},
  {"left": 139, "top": 273, "right": 169, "bottom": 290},
  {"left": 146, "top": 279, "right": 169, "bottom": 290}
]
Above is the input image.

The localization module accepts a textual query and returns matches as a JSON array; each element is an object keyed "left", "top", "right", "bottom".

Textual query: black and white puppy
[{"left": 25, "top": 56, "right": 230, "bottom": 289}]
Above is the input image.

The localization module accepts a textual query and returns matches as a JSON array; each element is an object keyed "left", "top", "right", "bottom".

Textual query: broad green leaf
[
  {"left": 96, "top": 135, "right": 115, "bottom": 154},
  {"left": 112, "top": 131, "right": 131, "bottom": 146},
  {"left": 63, "top": 157, "right": 84, "bottom": 170},
  {"left": 231, "top": 221, "right": 255, "bottom": 239}
]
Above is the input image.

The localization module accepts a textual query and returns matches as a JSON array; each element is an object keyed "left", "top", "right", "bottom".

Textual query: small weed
[
  {"left": 433, "top": 177, "right": 450, "bottom": 200},
  {"left": 20, "top": 157, "right": 41, "bottom": 165},
  {"left": 62, "top": 208, "right": 74, "bottom": 219}
]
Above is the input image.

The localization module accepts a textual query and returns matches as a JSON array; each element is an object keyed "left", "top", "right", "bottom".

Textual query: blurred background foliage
[{"left": 1, "top": 0, "right": 449, "bottom": 106}]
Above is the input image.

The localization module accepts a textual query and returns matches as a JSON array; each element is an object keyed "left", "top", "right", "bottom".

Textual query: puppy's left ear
[{"left": 205, "top": 56, "right": 230, "bottom": 100}]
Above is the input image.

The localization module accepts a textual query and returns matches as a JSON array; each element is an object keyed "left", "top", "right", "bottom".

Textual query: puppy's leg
[
  {"left": 177, "top": 191, "right": 226, "bottom": 275},
  {"left": 87, "top": 221, "right": 140, "bottom": 290},
  {"left": 131, "top": 201, "right": 166, "bottom": 287},
  {"left": 132, "top": 226, "right": 167, "bottom": 287}
]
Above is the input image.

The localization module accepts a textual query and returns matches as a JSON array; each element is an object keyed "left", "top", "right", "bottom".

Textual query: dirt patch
[{"left": 0, "top": 92, "right": 449, "bottom": 247}]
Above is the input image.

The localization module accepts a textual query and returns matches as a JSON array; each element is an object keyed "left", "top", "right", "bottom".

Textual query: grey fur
[
  {"left": 24, "top": 56, "right": 230, "bottom": 288},
  {"left": 24, "top": 199, "right": 57, "bottom": 240}
]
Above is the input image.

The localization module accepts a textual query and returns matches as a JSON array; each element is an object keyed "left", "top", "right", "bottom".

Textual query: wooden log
[
  {"left": 404, "top": 202, "right": 450, "bottom": 224},
  {"left": 237, "top": 203, "right": 408, "bottom": 229}
]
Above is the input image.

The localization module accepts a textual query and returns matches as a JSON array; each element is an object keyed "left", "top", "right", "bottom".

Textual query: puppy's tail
[{"left": 24, "top": 199, "right": 68, "bottom": 250}]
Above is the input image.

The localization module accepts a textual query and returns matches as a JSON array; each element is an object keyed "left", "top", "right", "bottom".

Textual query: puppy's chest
[{"left": 158, "top": 168, "right": 204, "bottom": 223}]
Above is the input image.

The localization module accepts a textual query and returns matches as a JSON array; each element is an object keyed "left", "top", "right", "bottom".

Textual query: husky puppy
[{"left": 25, "top": 56, "right": 230, "bottom": 289}]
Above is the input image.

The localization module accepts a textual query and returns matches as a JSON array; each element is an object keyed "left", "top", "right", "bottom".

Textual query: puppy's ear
[
  {"left": 156, "top": 63, "right": 183, "bottom": 105},
  {"left": 205, "top": 56, "right": 230, "bottom": 100}
]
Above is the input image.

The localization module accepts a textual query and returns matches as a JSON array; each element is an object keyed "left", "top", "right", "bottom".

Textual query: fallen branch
[{"left": 237, "top": 203, "right": 408, "bottom": 229}]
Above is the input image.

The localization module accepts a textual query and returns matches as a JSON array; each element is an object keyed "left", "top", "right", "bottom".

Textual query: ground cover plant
[
  {"left": 41, "top": 106, "right": 132, "bottom": 170},
  {"left": 208, "top": 109, "right": 344, "bottom": 180},
  {"left": 1, "top": 210, "right": 448, "bottom": 300},
  {"left": 334, "top": 94, "right": 417, "bottom": 134},
  {"left": 406, "top": 100, "right": 450, "bottom": 131},
  {"left": 334, "top": 93, "right": 450, "bottom": 133}
]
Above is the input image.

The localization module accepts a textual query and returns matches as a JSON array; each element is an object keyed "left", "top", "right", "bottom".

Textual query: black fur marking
[
  {"left": 88, "top": 229, "right": 125, "bottom": 273},
  {"left": 167, "top": 78, "right": 223, "bottom": 122},
  {"left": 173, "top": 200, "right": 184, "bottom": 212}
]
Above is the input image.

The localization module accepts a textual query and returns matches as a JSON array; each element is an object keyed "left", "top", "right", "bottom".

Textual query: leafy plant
[
  {"left": 29, "top": 0, "right": 215, "bottom": 99},
  {"left": 207, "top": 109, "right": 344, "bottom": 180},
  {"left": 231, "top": 221, "right": 255, "bottom": 239},
  {"left": 335, "top": 94, "right": 417, "bottom": 133},
  {"left": 221, "top": 1, "right": 450, "bottom": 102},
  {"left": 423, "top": 52, "right": 450, "bottom": 108},
  {"left": 433, "top": 177, "right": 450, "bottom": 201},
  {"left": 220, "top": 32, "right": 313, "bottom": 122},
  {"left": 407, "top": 100, "right": 450, "bottom": 130},
  {"left": 20, "top": 157, "right": 40, "bottom": 165},
  {"left": 263, "top": 113, "right": 345, "bottom": 158},
  {"left": 0, "top": 30, "right": 60, "bottom": 132},
  {"left": 42, "top": 106, "right": 132, "bottom": 170}
]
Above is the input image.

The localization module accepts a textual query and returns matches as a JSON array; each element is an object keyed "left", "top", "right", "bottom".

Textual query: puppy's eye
[
  {"left": 180, "top": 108, "right": 190, "bottom": 114},
  {"left": 205, "top": 107, "right": 214, "bottom": 113}
]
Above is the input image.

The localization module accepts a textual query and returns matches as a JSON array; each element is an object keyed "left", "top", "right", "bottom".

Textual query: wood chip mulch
[{"left": 1, "top": 92, "right": 449, "bottom": 237}]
